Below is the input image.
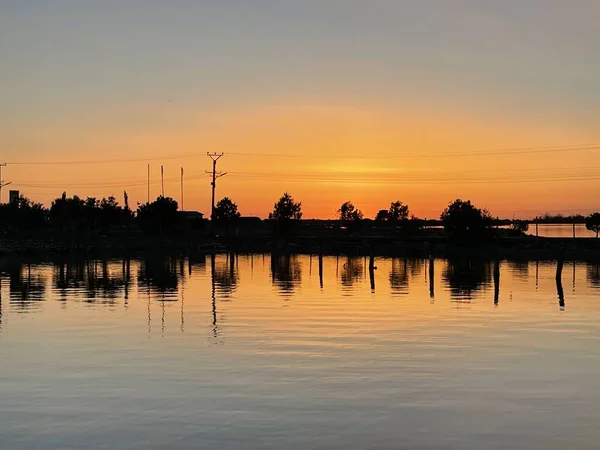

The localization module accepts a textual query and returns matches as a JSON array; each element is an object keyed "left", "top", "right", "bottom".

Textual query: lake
[{"left": 1, "top": 254, "right": 600, "bottom": 450}]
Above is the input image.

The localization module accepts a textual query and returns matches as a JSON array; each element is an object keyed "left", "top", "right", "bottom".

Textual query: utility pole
[
  {"left": 206, "top": 153, "right": 226, "bottom": 221},
  {"left": 147, "top": 164, "right": 150, "bottom": 203},
  {"left": 161, "top": 165, "right": 165, "bottom": 197},
  {"left": 181, "top": 167, "right": 184, "bottom": 211},
  {"left": 0, "top": 163, "right": 11, "bottom": 204}
]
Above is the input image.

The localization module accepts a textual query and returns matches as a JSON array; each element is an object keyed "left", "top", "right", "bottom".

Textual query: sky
[{"left": 1, "top": 0, "right": 599, "bottom": 219}]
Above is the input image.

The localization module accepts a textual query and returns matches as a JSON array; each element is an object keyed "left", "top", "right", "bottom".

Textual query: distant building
[
  {"left": 179, "top": 211, "right": 204, "bottom": 220},
  {"left": 9, "top": 190, "right": 19, "bottom": 206}
]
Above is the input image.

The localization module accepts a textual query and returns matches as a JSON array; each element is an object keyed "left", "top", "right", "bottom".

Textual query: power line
[
  {"left": 11, "top": 163, "right": 600, "bottom": 188},
  {"left": 6, "top": 152, "right": 203, "bottom": 166},
  {"left": 226, "top": 143, "right": 600, "bottom": 159},
  {"left": 4, "top": 143, "right": 600, "bottom": 165}
]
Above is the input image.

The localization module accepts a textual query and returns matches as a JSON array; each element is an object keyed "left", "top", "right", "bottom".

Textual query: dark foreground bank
[{"left": 0, "top": 230, "right": 598, "bottom": 261}]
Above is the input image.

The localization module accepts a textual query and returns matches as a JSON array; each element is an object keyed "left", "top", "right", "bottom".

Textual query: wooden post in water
[
  {"left": 429, "top": 255, "right": 435, "bottom": 299},
  {"left": 318, "top": 253, "right": 323, "bottom": 289},
  {"left": 493, "top": 260, "right": 500, "bottom": 306},
  {"left": 369, "top": 254, "right": 375, "bottom": 292},
  {"left": 556, "top": 252, "right": 565, "bottom": 309}
]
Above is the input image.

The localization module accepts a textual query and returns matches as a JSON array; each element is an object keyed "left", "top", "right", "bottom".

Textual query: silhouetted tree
[
  {"left": 338, "top": 201, "right": 363, "bottom": 221},
  {"left": 136, "top": 196, "right": 179, "bottom": 234},
  {"left": 0, "top": 196, "right": 47, "bottom": 231},
  {"left": 215, "top": 197, "right": 241, "bottom": 222},
  {"left": 440, "top": 199, "right": 493, "bottom": 240},
  {"left": 338, "top": 201, "right": 363, "bottom": 234},
  {"left": 269, "top": 192, "right": 302, "bottom": 220},
  {"left": 375, "top": 209, "right": 389, "bottom": 222},
  {"left": 585, "top": 213, "right": 600, "bottom": 238},
  {"left": 50, "top": 192, "right": 85, "bottom": 230},
  {"left": 388, "top": 201, "right": 409, "bottom": 222},
  {"left": 510, "top": 220, "right": 529, "bottom": 236}
]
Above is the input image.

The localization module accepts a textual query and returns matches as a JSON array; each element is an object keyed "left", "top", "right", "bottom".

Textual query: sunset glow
[{"left": 2, "top": 2, "right": 599, "bottom": 219}]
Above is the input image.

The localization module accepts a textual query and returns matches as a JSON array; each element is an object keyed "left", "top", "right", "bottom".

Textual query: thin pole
[
  {"left": 147, "top": 164, "right": 150, "bottom": 203},
  {"left": 206, "top": 153, "right": 226, "bottom": 221},
  {"left": 0, "top": 163, "right": 9, "bottom": 205},
  {"left": 161, "top": 165, "right": 164, "bottom": 197},
  {"left": 181, "top": 167, "right": 184, "bottom": 211},
  {"left": 211, "top": 159, "right": 216, "bottom": 218}
]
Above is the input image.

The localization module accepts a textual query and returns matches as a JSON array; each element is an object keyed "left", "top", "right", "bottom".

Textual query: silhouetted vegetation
[
  {"left": 387, "top": 201, "right": 410, "bottom": 222},
  {"left": 510, "top": 220, "right": 529, "bottom": 236},
  {"left": 1, "top": 187, "right": 598, "bottom": 259},
  {"left": 0, "top": 196, "right": 47, "bottom": 231},
  {"left": 270, "top": 192, "right": 302, "bottom": 220},
  {"left": 136, "top": 196, "right": 179, "bottom": 235},
  {"left": 338, "top": 201, "right": 363, "bottom": 234},
  {"left": 215, "top": 197, "right": 240, "bottom": 223},
  {"left": 269, "top": 192, "right": 302, "bottom": 237},
  {"left": 535, "top": 213, "right": 586, "bottom": 224},
  {"left": 441, "top": 199, "right": 493, "bottom": 241},
  {"left": 585, "top": 213, "right": 600, "bottom": 238},
  {"left": 49, "top": 192, "right": 132, "bottom": 232}
]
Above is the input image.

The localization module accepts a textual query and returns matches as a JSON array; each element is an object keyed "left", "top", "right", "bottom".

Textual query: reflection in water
[
  {"left": 212, "top": 253, "right": 239, "bottom": 298},
  {"left": 4, "top": 254, "right": 600, "bottom": 450},
  {"left": 509, "top": 261, "right": 529, "bottom": 280},
  {"left": 493, "top": 260, "right": 500, "bottom": 306},
  {"left": 369, "top": 256, "right": 375, "bottom": 292},
  {"left": 7, "top": 263, "right": 46, "bottom": 309},
  {"left": 318, "top": 254, "right": 323, "bottom": 289},
  {"left": 389, "top": 258, "right": 409, "bottom": 295},
  {"left": 138, "top": 258, "right": 180, "bottom": 295},
  {"left": 271, "top": 254, "right": 302, "bottom": 294},
  {"left": 340, "top": 256, "right": 362, "bottom": 288},
  {"left": 123, "top": 259, "right": 131, "bottom": 302},
  {"left": 209, "top": 254, "right": 224, "bottom": 344},
  {"left": 588, "top": 264, "right": 600, "bottom": 289},
  {"left": 443, "top": 259, "right": 492, "bottom": 300},
  {"left": 429, "top": 257, "right": 435, "bottom": 299},
  {"left": 557, "top": 259, "right": 565, "bottom": 310}
]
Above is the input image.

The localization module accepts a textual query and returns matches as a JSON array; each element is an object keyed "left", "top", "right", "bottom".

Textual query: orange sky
[
  {"left": 2, "top": 3, "right": 599, "bottom": 219},
  {"left": 4, "top": 103, "right": 599, "bottom": 219}
]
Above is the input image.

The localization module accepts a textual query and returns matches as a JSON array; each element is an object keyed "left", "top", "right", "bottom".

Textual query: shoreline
[{"left": 0, "top": 233, "right": 598, "bottom": 262}]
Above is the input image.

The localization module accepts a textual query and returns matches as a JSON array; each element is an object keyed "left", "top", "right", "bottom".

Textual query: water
[
  {"left": 528, "top": 224, "right": 595, "bottom": 238},
  {"left": 1, "top": 255, "right": 600, "bottom": 450}
]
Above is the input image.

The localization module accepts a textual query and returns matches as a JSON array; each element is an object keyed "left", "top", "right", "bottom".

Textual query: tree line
[{"left": 1, "top": 191, "right": 600, "bottom": 238}]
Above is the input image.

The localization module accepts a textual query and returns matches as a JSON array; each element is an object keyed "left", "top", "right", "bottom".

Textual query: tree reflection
[
  {"left": 508, "top": 261, "right": 529, "bottom": 279},
  {"left": 587, "top": 264, "right": 600, "bottom": 289},
  {"left": 7, "top": 263, "right": 46, "bottom": 309},
  {"left": 138, "top": 257, "right": 179, "bottom": 296},
  {"left": 340, "top": 256, "right": 363, "bottom": 287},
  {"left": 443, "top": 258, "right": 492, "bottom": 300},
  {"left": 389, "top": 258, "right": 409, "bottom": 295},
  {"left": 54, "top": 261, "right": 86, "bottom": 294},
  {"left": 85, "top": 260, "right": 126, "bottom": 301},
  {"left": 271, "top": 254, "right": 302, "bottom": 294}
]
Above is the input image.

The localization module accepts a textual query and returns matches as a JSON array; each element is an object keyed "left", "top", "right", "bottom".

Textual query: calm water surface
[{"left": 1, "top": 255, "right": 600, "bottom": 450}]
